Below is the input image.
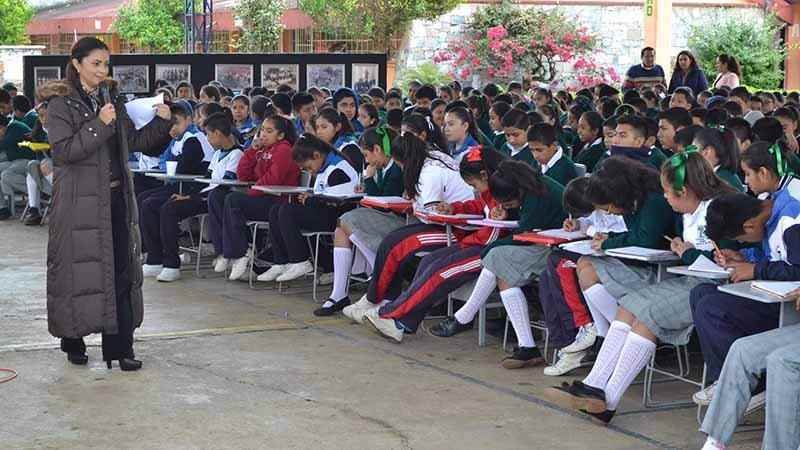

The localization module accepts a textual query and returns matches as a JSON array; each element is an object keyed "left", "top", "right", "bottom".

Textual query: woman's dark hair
[
  {"left": 271, "top": 93, "right": 292, "bottom": 116},
  {"left": 527, "top": 123, "right": 558, "bottom": 146},
  {"left": 500, "top": 108, "right": 530, "bottom": 130},
  {"left": 445, "top": 106, "right": 480, "bottom": 141},
  {"left": 292, "top": 133, "right": 338, "bottom": 162},
  {"left": 200, "top": 85, "right": 221, "bottom": 102},
  {"left": 66, "top": 37, "right": 109, "bottom": 83},
  {"left": 774, "top": 107, "right": 799, "bottom": 129},
  {"left": 176, "top": 81, "right": 194, "bottom": 96},
  {"left": 465, "top": 95, "right": 489, "bottom": 119},
  {"left": 660, "top": 151, "right": 736, "bottom": 199},
  {"left": 489, "top": 160, "right": 547, "bottom": 202},
  {"left": 391, "top": 134, "right": 450, "bottom": 200},
  {"left": 581, "top": 111, "right": 604, "bottom": 142},
  {"left": 740, "top": 141, "right": 788, "bottom": 179},
  {"left": 675, "top": 124, "right": 703, "bottom": 149},
  {"left": 402, "top": 112, "right": 447, "bottom": 150},
  {"left": 587, "top": 156, "right": 662, "bottom": 212},
  {"left": 563, "top": 177, "right": 594, "bottom": 217},
  {"left": 491, "top": 101, "right": 513, "bottom": 122},
  {"left": 359, "top": 103, "right": 380, "bottom": 128},
  {"left": 264, "top": 115, "right": 298, "bottom": 145},
  {"left": 459, "top": 146, "right": 508, "bottom": 181},
  {"left": 204, "top": 111, "right": 234, "bottom": 136},
  {"left": 705, "top": 193, "right": 762, "bottom": 241},
  {"left": 359, "top": 126, "right": 398, "bottom": 154},
  {"left": 673, "top": 50, "right": 699, "bottom": 73},
  {"left": 313, "top": 107, "right": 354, "bottom": 137},
  {"left": 694, "top": 127, "right": 740, "bottom": 172},
  {"left": 717, "top": 54, "right": 741, "bottom": 77},
  {"left": 232, "top": 94, "right": 250, "bottom": 107}
]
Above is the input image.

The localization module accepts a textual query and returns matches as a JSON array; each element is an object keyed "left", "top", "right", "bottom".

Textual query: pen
[{"left": 663, "top": 235, "right": 673, "bottom": 243}]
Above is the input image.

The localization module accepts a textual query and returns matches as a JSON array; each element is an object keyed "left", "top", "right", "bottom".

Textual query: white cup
[{"left": 166, "top": 161, "right": 178, "bottom": 176}]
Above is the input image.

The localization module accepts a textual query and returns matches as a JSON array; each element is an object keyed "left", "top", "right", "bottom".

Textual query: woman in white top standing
[{"left": 712, "top": 54, "right": 741, "bottom": 90}]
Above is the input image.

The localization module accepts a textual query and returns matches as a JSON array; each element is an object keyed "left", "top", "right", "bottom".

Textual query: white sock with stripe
[
  {"left": 500, "top": 288, "right": 535, "bottom": 348},
  {"left": 454, "top": 268, "right": 497, "bottom": 324},
  {"left": 583, "top": 284, "right": 618, "bottom": 337},
  {"left": 328, "top": 247, "right": 353, "bottom": 303},
  {"left": 604, "top": 332, "right": 656, "bottom": 410},
  {"left": 583, "top": 320, "right": 631, "bottom": 390}
]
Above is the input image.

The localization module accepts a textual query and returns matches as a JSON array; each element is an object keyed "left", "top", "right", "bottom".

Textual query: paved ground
[{"left": 0, "top": 220, "right": 765, "bottom": 450}]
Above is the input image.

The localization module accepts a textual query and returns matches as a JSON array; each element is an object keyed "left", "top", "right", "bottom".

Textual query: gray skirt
[
  {"left": 483, "top": 244, "right": 552, "bottom": 287},
  {"left": 619, "top": 276, "right": 720, "bottom": 345},
  {"left": 584, "top": 255, "right": 655, "bottom": 299},
  {"left": 340, "top": 208, "right": 414, "bottom": 253}
]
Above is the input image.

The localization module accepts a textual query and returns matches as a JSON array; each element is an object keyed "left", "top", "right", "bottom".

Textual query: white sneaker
[
  {"left": 179, "top": 252, "right": 192, "bottom": 265},
  {"left": 156, "top": 267, "right": 181, "bottom": 282},
  {"left": 257, "top": 264, "right": 287, "bottom": 282},
  {"left": 316, "top": 272, "right": 334, "bottom": 286},
  {"left": 228, "top": 256, "right": 250, "bottom": 281},
  {"left": 544, "top": 350, "right": 587, "bottom": 376},
  {"left": 744, "top": 391, "right": 766, "bottom": 415},
  {"left": 560, "top": 324, "right": 598, "bottom": 354},
  {"left": 342, "top": 295, "right": 374, "bottom": 324},
  {"left": 693, "top": 381, "right": 718, "bottom": 406},
  {"left": 364, "top": 308, "right": 403, "bottom": 342},
  {"left": 142, "top": 264, "right": 163, "bottom": 278},
  {"left": 276, "top": 261, "right": 314, "bottom": 282},
  {"left": 701, "top": 436, "right": 726, "bottom": 450},
  {"left": 213, "top": 255, "right": 229, "bottom": 273}
]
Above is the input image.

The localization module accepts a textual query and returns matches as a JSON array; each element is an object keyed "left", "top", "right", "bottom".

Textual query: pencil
[{"left": 663, "top": 235, "right": 673, "bottom": 243}]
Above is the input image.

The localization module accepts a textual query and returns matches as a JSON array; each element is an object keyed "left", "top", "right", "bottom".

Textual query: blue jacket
[
  {"left": 742, "top": 189, "right": 800, "bottom": 280},
  {"left": 668, "top": 68, "right": 708, "bottom": 95}
]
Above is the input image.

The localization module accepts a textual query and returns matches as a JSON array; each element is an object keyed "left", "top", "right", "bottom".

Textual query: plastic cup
[{"left": 166, "top": 161, "right": 178, "bottom": 176}]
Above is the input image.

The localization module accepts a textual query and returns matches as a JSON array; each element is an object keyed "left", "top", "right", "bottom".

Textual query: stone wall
[
  {"left": 0, "top": 46, "right": 46, "bottom": 89},
  {"left": 396, "top": 3, "right": 766, "bottom": 86}
]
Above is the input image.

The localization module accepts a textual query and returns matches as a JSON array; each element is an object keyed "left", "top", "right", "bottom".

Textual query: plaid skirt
[
  {"left": 340, "top": 208, "right": 414, "bottom": 253},
  {"left": 584, "top": 255, "right": 655, "bottom": 299},
  {"left": 619, "top": 276, "right": 717, "bottom": 345},
  {"left": 482, "top": 244, "right": 552, "bottom": 287}
]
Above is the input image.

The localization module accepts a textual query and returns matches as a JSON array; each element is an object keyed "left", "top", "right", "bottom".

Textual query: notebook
[
  {"left": 604, "top": 246, "right": 678, "bottom": 262},
  {"left": 360, "top": 196, "right": 413, "bottom": 213},
  {"left": 751, "top": 281, "right": 800, "bottom": 299},
  {"left": 416, "top": 210, "right": 484, "bottom": 225},
  {"left": 466, "top": 219, "right": 519, "bottom": 229},
  {"left": 513, "top": 229, "right": 588, "bottom": 246},
  {"left": 559, "top": 240, "right": 604, "bottom": 256},
  {"left": 687, "top": 255, "right": 732, "bottom": 275}
]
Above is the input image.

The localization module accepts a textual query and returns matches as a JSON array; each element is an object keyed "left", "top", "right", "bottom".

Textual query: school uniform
[
  {"left": 236, "top": 117, "right": 256, "bottom": 137},
  {"left": 448, "top": 134, "right": 479, "bottom": 163},
  {"left": 207, "top": 139, "right": 300, "bottom": 260},
  {"left": 268, "top": 151, "right": 359, "bottom": 266},
  {"left": 492, "top": 131, "right": 506, "bottom": 151},
  {"left": 540, "top": 147, "right": 578, "bottom": 186},
  {"left": 574, "top": 137, "right": 605, "bottom": 173},
  {"left": 598, "top": 145, "right": 665, "bottom": 171},
  {"left": 141, "top": 146, "right": 243, "bottom": 269},
  {"left": 377, "top": 190, "right": 508, "bottom": 332},
  {"left": 499, "top": 143, "right": 537, "bottom": 168},
  {"left": 334, "top": 133, "right": 363, "bottom": 171},
  {"left": 772, "top": 173, "right": 800, "bottom": 202},
  {"left": 691, "top": 190, "right": 800, "bottom": 382},
  {"left": 701, "top": 324, "right": 800, "bottom": 450},
  {"left": 363, "top": 153, "right": 475, "bottom": 304},
  {"left": 715, "top": 166, "right": 745, "bottom": 192},
  {"left": 558, "top": 128, "right": 580, "bottom": 156}
]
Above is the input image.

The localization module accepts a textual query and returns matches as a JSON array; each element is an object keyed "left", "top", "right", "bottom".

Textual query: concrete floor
[{"left": 0, "top": 221, "right": 766, "bottom": 450}]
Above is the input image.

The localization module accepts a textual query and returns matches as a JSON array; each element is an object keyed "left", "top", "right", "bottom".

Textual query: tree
[
  {"left": 688, "top": 14, "right": 785, "bottom": 90},
  {"left": 299, "top": 0, "right": 461, "bottom": 53},
  {"left": 0, "top": 0, "right": 34, "bottom": 45},
  {"left": 114, "top": 0, "right": 185, "bottom": 53},
  {"left": 234, "top": 0, "right": 284, "bottom": 53}
]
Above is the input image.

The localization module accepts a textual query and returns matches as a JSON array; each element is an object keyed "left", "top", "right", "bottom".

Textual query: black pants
[
  {"left": 141, "top": 194, "right": 208, "bottom": 268},
  {"left": 137, "top": 184, "right": 177, "bottom": 253},
  {"left": 133, "top": 173, "right": 163, "bottom": 199},
  {"left": 209, "top": 190, "right": 278, "bottom": 259},
  {"left": 268, "top": 203, "right": 338, "bottom": 265},
  {"left": 62, "top": 187, "right": 135, "bottom": 361}
]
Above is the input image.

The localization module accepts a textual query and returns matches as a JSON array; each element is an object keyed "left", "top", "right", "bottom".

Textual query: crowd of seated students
[{"left": 3, "top": 46, "right": 800, "bottom": 448}]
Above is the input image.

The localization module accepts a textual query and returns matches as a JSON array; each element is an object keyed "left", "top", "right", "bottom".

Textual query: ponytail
[
  {"left": 489, "top": 160, "right": 547, "bottom": 202},
  {"left": 694, "top": 127, "right": 740, "bottom": 172},
  {"left": 391, "top": 134, "right": 436, "bottom": 200}
]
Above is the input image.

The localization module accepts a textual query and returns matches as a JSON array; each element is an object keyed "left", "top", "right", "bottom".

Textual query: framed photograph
[
  {"left": 352, "top": 63, "right": 379, "bottom": 94},
  {"left": 33, "top": 66, "right": 61, "bottom": 89},
  {"left": 306, "top": 64, "right": 345, "bottom": 90},
  {"left": 155, "top": 64, "right": 191, "bottom": 87},
  {"left": 113, "top": 65, "right": 150, "bottom": 94},
  {"left": 215, "top": 64, "right": 253, "bottom": 93},
  {"left": 261, "top": 64, "right": 299, "bottom": 91}
]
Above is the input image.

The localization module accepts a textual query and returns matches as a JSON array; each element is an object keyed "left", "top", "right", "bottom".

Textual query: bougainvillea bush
[{"left": 433, "top": 3, "right": 620, "bottom": 90}]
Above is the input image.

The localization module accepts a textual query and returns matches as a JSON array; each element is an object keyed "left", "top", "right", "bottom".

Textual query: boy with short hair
[
  {"left": 730, "top": 86, "right": 764, "bottom": 126},
  {"left": 12, "top": 95, "right": 37, "bottom": 129},
  {"left": 0, "top": 115, "right": 33, "bottom": 219},
  {"left": 669, "top": 87, "right": 694, "bottom": 110},
  {"left": 291, "top": 92, "right": 317, "bottom": 135},
  {"left": 602, "top": 114, "right": 666, "bottom": 169},
  {"left": 657, "top": 107, "right": 693, "bottom": 155}
]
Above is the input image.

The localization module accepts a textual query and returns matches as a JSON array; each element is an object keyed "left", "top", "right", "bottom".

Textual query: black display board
[{"left": 23, "top": 53, "right": 387, "bottom": 100}]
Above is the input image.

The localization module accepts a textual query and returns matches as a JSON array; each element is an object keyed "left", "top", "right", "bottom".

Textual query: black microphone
[{"left": 99, "top": 81, "right": 112, "bottom": 106}]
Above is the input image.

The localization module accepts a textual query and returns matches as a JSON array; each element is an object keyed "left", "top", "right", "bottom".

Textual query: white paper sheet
[
  {"left": 125, "top": 93, "right": 164, "bottom": 130},
  {"left": 559, "top": 240, "right": 603, "bottom": 256},
  {"left": 751, "top": 281, "right": 800, "bottom": 298},
  {"left": 537, "top": 228, "right": 588, "bottom": 240},
  {"left": 687, "top": 255, "right": 731, "bottom": 274}
]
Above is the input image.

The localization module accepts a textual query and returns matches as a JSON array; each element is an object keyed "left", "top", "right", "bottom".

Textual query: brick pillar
[
  {"left": 786, "top": 6, "right": 800, "bottom": 90},
  {"left": 643, "top": 0, "right": 673, "bottom": 78}
]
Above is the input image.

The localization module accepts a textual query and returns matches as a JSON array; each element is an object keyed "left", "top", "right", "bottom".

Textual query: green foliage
[
  {"left": 396, "top": 62, "right": 452, "bottom": 91},
  {"left": 0, "top": 0, "right": 33, "bottom": 45},
  {"left": 299, "top": 0, "right": 461, "bottom": 53},
  {"left": 688, "top": 14, "right": 785, "bottom": 90},
  {"left": 114, "top": 0, "right": 184, "bottom": 53},
  {"left": 234, "top": 0, "right": 284, "bottom": 53}
]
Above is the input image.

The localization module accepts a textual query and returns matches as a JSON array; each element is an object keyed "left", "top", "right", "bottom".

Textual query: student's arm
[
  {"left": 450, "top": 198, "right": 486, "bottom": 215},
  {"left": 754, "top": 224, "right": 800, "bottom": 280},
  {"left": 363, "top": 176, "right": 381, "bottom": 195},
  {"left": 380, "top": 166, "right": 404, "bottom": 197},
  {"left": 176, "top": 138, "right": 206, "bottom": 175},
  {"left": 602, "top": 195, "right": 675, "bottom": 250}
]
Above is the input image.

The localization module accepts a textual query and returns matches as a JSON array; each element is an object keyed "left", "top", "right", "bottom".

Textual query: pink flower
[
  {"left": 487, "top": 25, "right": 508, "bottom": 40},
  {"left": 459, "top": 68, "right": 472, "bottom": 79}
]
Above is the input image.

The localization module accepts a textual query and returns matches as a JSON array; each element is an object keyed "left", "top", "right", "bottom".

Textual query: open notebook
[
  {"left": 466, "top": 219, "right": 519, "bottom": 229},
  {"left": 751, "top": 281, "right": 800, "bottom": 299},
  {"left": 559, "top": 240, "right": 604, "bottom": 256},
  {"left": 604, "top": 246, "right": 678, "bottom": 262},
  {"left": 514, "top": 229, "right": 588, "bottom": 246},
  {"left": 687, "top": 255, "right": 732, "bottom": 275}
]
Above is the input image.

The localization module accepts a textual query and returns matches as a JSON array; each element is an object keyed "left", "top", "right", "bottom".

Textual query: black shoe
[
  {"left": 67, "top": 352, "right": 88, "bottom": 365},
  {"left": 106, "top": 358, "right": 143, "bottom": 371},
  {"left": 580, "top": 408, "right": 616, "bottom": 425},
  {"left": 429, "top": 316, "right": 473, "bottom": 337},
  {"left": 544, "top": 380, "right": 607, "bottom": 414},
  {"left": 0, "top": 208, "right": 10, "bottom": 220},
  {"left": 313, "top": 297, "right": 350, "bottom": 316},
  {"left": 501, "top": 346, "right": 545, "bottom": 369},
  {"left": 24, "top": 212, "right": 42, "bottom": 226}
]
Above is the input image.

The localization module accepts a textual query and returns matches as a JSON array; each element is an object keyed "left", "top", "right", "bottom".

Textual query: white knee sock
[
  {"left": 454, "top": 269, "right": 497, "bottom": 324},
  {"left": 501, "top": 287, "right": 536, "bottom": 348},
  {"left": 350, "top": 232, "right": 376, "bottom": 272},
  {"left": 26, "top": 174, "right": 39, "bottom": 209},
  {"left": 604, "top": 332, "right": 656, "bottom": 410},
  {"left": 583, "top": 320, "right": 631, "bottom": 390},
  {"left": 583, "top": 284, "right": 618, "bottom": 337},
  {"left": 329, "top": 247, "right": 353, "bottom": 302}
]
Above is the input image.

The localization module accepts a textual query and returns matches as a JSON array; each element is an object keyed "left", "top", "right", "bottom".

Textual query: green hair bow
[
  {"left": 375, "top": 125, "right": 392, "bottom": 157},
  {"left": 669, "top": 145, "right": 699, "bottom": 191},
  {"left": 768, "top": 142, "right": 787, "bottom": 178}
]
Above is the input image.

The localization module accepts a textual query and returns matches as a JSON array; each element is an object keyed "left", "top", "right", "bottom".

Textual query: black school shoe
[
  {"left": 580, "top": 408, "right": 616, "bottom": 425},
  {"left": 544, "top": 380, "right": 608, "bottom": 414},
  {"left": 429, "top": 317, "right": 473, "bottom": 337},
  {"left": 313, "top": 297, "right": 350, "bottom": 317},
  {"left": 501, "top": 346, "right": 545, "bottom": 369}
]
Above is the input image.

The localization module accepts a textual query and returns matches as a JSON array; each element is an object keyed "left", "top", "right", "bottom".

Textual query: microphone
[{"left": 99, "top": 81, "right": 112, "bottom": 106}]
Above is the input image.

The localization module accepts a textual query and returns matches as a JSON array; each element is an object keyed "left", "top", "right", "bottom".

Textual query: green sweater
[
  {"left": 363, "top": 161, "right": 403, "bottom": 197},
  {"left": 18, "top": 110, "right": 38, "bottom": 129},
  {"left": 602, "top": 191, "right": 677, "bottom": 250},
  {"left": 596, "top": 147, "right": 666, "bottom": 171},
  {"left": 0, "top": 120, "right": 33, "bottom": 161},
  {"left": 716, "top": 167, "right": 745, "bottom": 192},
  {"left": 543, "top": 155, "right": 578, "bottom": 186},
  {"left": 492, "top": 131, "right": 507, "bottom": 151},
  {"left": 574, "top": 140, "right": 606, "bottom": 173}
]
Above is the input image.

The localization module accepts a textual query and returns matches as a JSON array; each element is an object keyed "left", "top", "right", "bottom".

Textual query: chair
[
  {"left": 502, "top": 317, "right": 552, "bottom": 363},
  {"left": 446, "top": 280, "right": 505, "bottom": 347},
  {"left": 178, "top": 214, "right": 208, "bottom": 278},
  {"left": 641, "top": 342, "right": 702, "bottom": 409},
  {"left": 246, "top": 220, "right": 270, "bottom": 288},
  {"left": 300, "top": 230, "right": 335, "bottom": 302}
]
